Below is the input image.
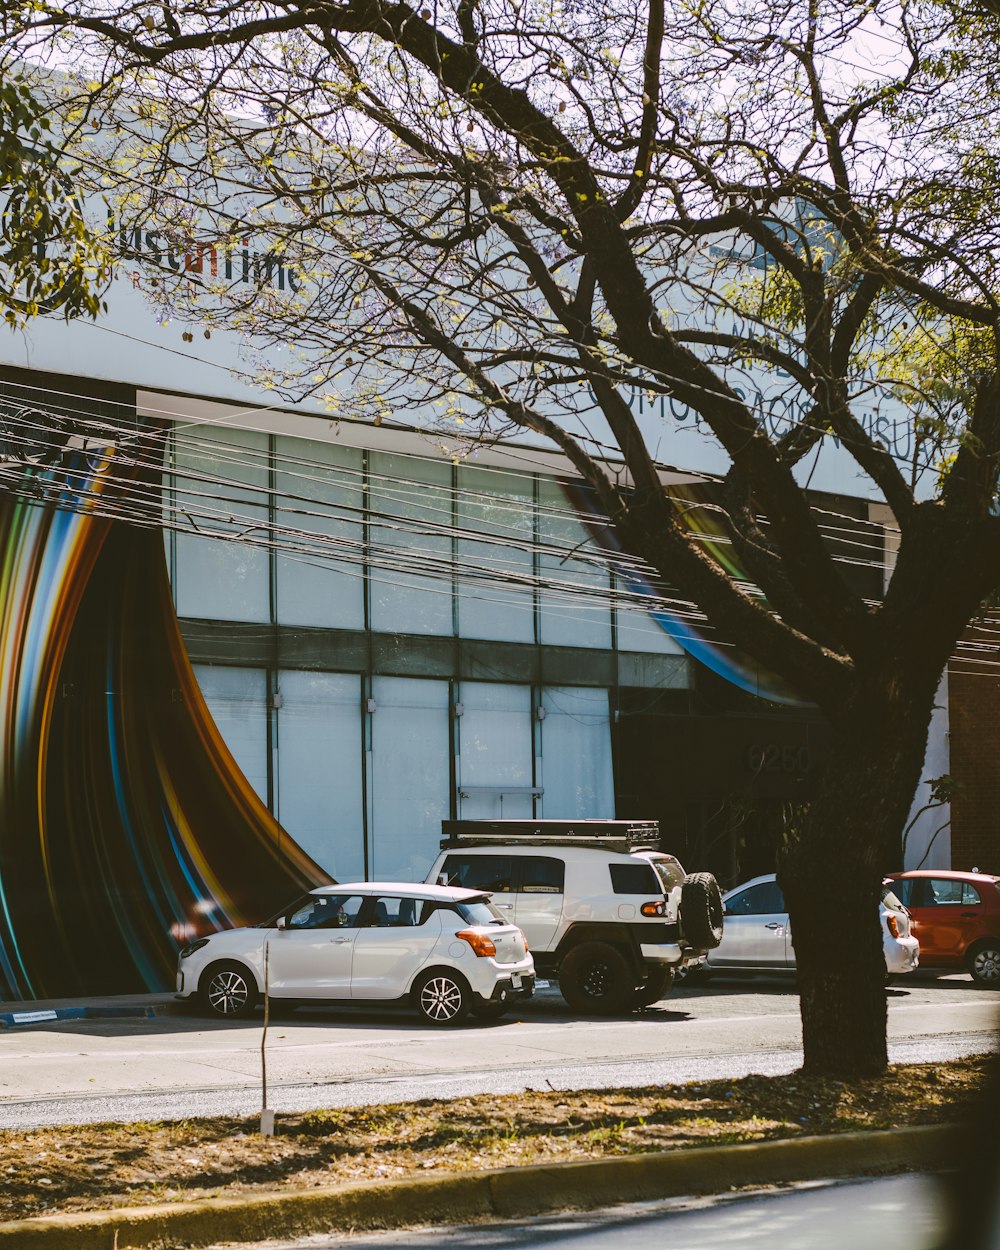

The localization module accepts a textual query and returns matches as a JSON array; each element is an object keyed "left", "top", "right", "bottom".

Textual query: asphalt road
[
  {"left": 1, "top": 972, "right": 996, "bottom": 1129},
  {"left": 221, "top": 1174, "right": 951, "bottom": 1250}
]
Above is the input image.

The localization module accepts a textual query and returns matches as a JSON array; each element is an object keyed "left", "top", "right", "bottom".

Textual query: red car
[{"left": 885, "top": 870, "right": 1000, "bottom": 986}]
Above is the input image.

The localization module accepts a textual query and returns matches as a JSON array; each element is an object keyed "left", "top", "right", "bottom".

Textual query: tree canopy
[{"left": 4, "top": 0, "right": 1000, "bottom": 1073}]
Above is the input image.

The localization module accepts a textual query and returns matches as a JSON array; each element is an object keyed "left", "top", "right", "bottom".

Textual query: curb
[
  {"left": 0, "top": 1006, "right": 161, "bottom": 1029},
  {"left": 0, "top": 1122, "right": 960, "bottom": 1249}
]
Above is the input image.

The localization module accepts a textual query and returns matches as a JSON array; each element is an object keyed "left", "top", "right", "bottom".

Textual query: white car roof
[{"left": 310, "top": 882, "right": 488, "bottom": 903}]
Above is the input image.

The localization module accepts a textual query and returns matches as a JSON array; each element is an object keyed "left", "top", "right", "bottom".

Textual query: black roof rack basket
[{"left": 440, "top": 819, "right": 660, "bottom": 854}]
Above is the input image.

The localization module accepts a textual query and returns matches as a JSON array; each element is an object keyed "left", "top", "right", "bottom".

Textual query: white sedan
[
  {"left": 702, "top": 873, "right": 919, "bottom": 978},
  {"left": 176, "top": 882, "right": 535, "bottom": 1025}
]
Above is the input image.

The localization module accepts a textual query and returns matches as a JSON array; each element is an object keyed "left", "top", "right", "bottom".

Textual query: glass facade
[{"left": 171, "top": 426, "right": 688, "bottom": 883}]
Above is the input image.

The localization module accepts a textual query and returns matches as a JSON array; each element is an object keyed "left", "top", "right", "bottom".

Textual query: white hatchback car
[
  {"left": 702, "top": 873, "right": 919, "bottom": 978},
  {"left": 176, "top": 883, "right": 535, "bottom": 1025}
]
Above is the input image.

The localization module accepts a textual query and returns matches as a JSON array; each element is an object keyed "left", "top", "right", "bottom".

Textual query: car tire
[
  {"left": 681, "top": 872, "right": 724, "bottom": 950},
  {"left": 559, "top": 941, "right": 634, "bottom": 1015},
  {"left": 968, "top": 940, "right": 1000, "bottom": 986},
  {"left": 200, "top": 961, "right": 259, "bottom": 1020},
  {"left": 632, "top": 965, "right": 674, "bottom": 1008},
  {"left": 414, "top": 969, "right": 472, "bottom": 1025}
]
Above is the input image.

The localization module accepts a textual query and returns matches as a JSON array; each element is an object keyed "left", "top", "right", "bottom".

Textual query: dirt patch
[{"left": 1, "top": 1057, "right": 988, "bottom": 1221}]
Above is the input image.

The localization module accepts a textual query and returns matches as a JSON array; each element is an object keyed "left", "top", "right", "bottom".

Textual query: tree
[
  {"left": 4, "top": 0, "right": 1000, "bottom": 1075},
  {"left": 0, "top": 72, "right": 108, "bottom": 324}
]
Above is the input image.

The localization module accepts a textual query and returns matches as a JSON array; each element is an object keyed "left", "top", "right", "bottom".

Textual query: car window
[
  {"left": 609, "top": 863, "right": 661, "bottom": 895},
  {"left": 519, "top": 856, "right": 565, "bottom": 893},
  {"left": 962, "top": 883, "right": 981, "bottom": 906},
  {"left": 440, "top": 855, "right": 514, "bottom": 892},
  {"left": 419, "top": 898, "right": 505, "bottom": 926},
  {"left": 890, "top": 879, "right": 913, "bottom": 907},
  {"left": 286, "top": 894, "right": 364, "bottom": 930},
  {"left": 725, "top": 881, "right": 786, "bottom": 915},
  {"left": 928, "top": 878, "right": 970, "bottom": 906},
  {"left": 368, "top": 897, "right": 420, "bottom": 928},
  {"left": 649, "top": 857, "right": 685, "bottom": 892}
]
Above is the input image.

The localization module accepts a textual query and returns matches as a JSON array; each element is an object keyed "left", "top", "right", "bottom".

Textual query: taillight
[
  {"left": 518, "top": 928, "right": 529, "bottom": 952},
  {"left": 456, "top": 929, "right": 496, "bottom": 957},
  {"left": 641, "top": 901, "right": 665, "bottom": 917},
  {"left": 886, "top": 913, "right": 900, "bottom": 939}
]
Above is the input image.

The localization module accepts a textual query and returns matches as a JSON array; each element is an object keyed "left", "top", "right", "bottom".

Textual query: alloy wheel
[
  {"left": 972, "top": 946, "right": 1000, "bottom": 985},
  {"left": 419, "top": 975, "right": 464, "bottom": 1022},
  {"left": 208, "top": 970, "right": 250, "bottom": 1015}
]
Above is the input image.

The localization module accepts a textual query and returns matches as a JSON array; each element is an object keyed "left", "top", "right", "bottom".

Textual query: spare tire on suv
[{"left": 680, "top": 872, "right": 724, "bottom": 950}]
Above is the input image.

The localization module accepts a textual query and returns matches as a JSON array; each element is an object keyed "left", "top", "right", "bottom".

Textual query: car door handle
[
  {"left": 496, "top": 904, "right": 513, "bottom": 910},
  {"left": 961, "top": 912, "right": 977, "bottom": 917},
  {"left": 332, "top": 937, "right": 353, "bottom": 944},
  {"left": 765, "top": 922, "right": 783, "bottom": 930}
]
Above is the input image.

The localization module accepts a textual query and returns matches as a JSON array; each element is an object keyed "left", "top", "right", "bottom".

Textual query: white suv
[
  {"left": 426, "top": 821, "right": 723, "bottom": 1014},
  {"left": 176, "top": 883, "right": 535, "bottom": 1025}
]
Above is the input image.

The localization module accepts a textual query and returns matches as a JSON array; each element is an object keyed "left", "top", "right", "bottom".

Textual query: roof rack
[{"left": 440, "top": 819, "right": 660, "bottom": 854}]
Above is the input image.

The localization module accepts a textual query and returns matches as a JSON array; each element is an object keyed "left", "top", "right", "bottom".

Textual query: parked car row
[
  {"left": 688, "top": 868, "right": 1000, "bottom": 987},
  {"left": 175, "top": 822, "right": 998, "bottom": 1026}
]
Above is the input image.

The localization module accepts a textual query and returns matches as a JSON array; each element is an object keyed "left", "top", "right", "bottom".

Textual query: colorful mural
[
  {"left": 564, "top": 480, "right": 804, "bottom": 706},
  {"left": 0, "top": 444, "right": 328, "bottom": 1002}
]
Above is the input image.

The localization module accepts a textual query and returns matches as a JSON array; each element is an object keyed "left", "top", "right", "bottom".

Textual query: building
[{"left": 0, "top": 227, "right": 952, "bottom": 1001}]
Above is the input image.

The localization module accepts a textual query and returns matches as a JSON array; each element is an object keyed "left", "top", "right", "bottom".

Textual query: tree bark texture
[{"left": 779, "top": 664, "right": 943, "bottom": 1077}]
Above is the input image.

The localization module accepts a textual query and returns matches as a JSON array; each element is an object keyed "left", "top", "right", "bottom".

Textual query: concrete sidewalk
[{"left": 0, "top": 991, "right": 183, "bottom": 1029}]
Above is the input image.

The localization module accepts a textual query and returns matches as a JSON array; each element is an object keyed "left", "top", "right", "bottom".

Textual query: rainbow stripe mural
[
  {"left": 564, "top": 480, "right": 804, "bottom": 706},
  {"left": 0, "top": 445, "right": 328, "bottom": 1001}
]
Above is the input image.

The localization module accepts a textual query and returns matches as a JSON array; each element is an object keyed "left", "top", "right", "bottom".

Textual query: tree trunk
[{"left": 779, "top": 666, "right": 941, "bottom": 1077}]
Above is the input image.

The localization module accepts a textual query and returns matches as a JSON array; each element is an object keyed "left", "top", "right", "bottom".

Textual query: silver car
[{"left": 702, "top": 873, "right": 919, "bottom": 978}]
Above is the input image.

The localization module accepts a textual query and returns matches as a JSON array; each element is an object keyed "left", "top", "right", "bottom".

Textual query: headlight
[{"left": 179, "top": 938, "right": 210, "bottom": 958}]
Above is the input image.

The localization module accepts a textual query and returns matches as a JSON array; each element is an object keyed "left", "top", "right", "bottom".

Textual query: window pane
[
  {"left": 726, "top": 881, "right": 785, "bottom": 915},
  {"left": 369, "top": 453, "right": 453, "bottom": 636},
  {"left": 370, "top": 897, "right": 420, "bottom": 928},
  {"left": 610, "top": 863, "right": 660, "bottom": 895},
  {"left": 929, "top": 879, "right": 964, "bottom": 905},
  {"left": 538, "top": 479, "right": 611, "bottom": 649},
  {"left": 370, "top": 676, "right": 451, "bottom": 881},
  {"left": 458, "top": 683, "right": 534, "bottom": 819},
  {"left": 615, "top": 574, "right": 686, "bottom": 655},
  {"left": 519, "top": 857, "right": 565, "bottom": 893},
  {"left": 456, "top": 465, "right": 534, "bottom": 643},
  {"left": 441, "top": 855, "right": 514, "bottom": 892},
  {"left": 962, "top": 883, "right": 982, "bottom": 905},
  {"left": 173, "top": 426, "right": 270, "bottom": 622},
  {"left": 275, "top": 670, "right": 363, "bottom": 881},
  {"left": 287, "top": 894, "right": 364, "bottom": 929},
  {"left": 539, "top": 687, "right": 614, "bottom": 819},
  {"left": 193, "top": 664, "right": 267, "bottom": 802},
  {"left": 275, "top": 437, "right": 364, "bottom": 629}
]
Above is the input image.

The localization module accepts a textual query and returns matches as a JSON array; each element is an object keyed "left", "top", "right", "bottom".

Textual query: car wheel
[
  {"left": 201, "top": 961, "right": 259, "bottom": 1020},
  {"left": 968, "top": 941, "right": 1000, "bottom": 986},
  {"left": 415, "top": 970, "right": 472, "bottom": 1025},
  {"left": 680, "top": 872, "right": 725, "bottom": 950},
  {"left": 559, "top": 941, "right": 634, "bottom": 1014},
  {"left": 632, "top": 965, "right": 674, "bottom": 1008}
]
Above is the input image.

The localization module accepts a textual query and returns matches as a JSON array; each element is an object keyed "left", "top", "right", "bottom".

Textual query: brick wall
[{"left": 948, "top": 625, "right": 1000, "bottom": 872}]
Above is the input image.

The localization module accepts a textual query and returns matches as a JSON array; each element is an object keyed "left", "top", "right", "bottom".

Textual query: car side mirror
[
  {"left": 436, "top": 873, "right": 448, "bottom": 887},
  {"left": 275, "top": 915, "right": 287, "bottom": 930}
]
